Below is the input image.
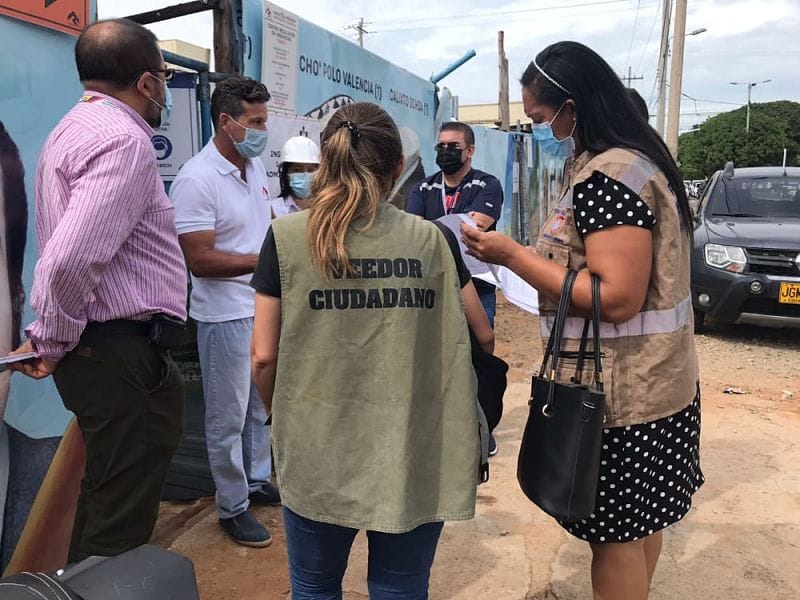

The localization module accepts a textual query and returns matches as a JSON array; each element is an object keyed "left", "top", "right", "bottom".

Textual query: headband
[
  {"left": 337, "top": 120, "right": 361, "bottom": 147},
  {"left": 533, "top": 58, "right": 572, "bottom": 96}
]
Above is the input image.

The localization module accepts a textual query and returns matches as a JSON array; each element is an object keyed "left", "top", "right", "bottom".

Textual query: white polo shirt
[{"left": 170, "top": 140, "right": 271, "bottom": 322}]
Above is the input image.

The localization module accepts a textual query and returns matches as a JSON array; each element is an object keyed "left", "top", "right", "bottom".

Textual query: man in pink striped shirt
[{"left": 11, "top": 19, "right": 188, "bottom": 563}]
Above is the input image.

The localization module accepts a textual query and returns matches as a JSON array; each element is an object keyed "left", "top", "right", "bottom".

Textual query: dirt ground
[{"left": 153, "top": 295, "right": 800, "bottom": 599}]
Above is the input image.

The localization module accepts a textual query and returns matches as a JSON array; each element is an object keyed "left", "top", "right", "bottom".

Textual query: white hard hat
[{"left": 281, "top": 136, "right": 320, "bottom": 165}]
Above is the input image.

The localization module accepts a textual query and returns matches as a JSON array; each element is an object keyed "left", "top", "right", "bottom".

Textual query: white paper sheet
[{"left": 435, "top": 214, "right": 539, "bottom": 315}]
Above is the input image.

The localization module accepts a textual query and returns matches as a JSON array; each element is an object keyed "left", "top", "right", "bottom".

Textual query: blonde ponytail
[{"left": 306, "top": 103, "right": 403, "bottom": 280}]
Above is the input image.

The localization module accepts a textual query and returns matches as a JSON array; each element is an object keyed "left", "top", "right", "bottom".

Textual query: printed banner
[
  {"left": 155, "top": 72, "right": 200, "bottom": 182},
  {"left": 262, "top": 2, "right": 437, "bottom": 207},
  {"left": 0, "top": 6, "right": 89, "bottom": 438},
  {"left": 471, "top": 126, "right": 516, "bottom": 236}
]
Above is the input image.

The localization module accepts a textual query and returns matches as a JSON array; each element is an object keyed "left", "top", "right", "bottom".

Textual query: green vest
[{"left": 271, "top": 203, "right": 478, "bottom": 533}]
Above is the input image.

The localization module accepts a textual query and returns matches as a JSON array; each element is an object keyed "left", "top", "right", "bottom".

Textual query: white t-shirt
[{"left": 170, "top": 141, "right": 271, "bottom": 322}]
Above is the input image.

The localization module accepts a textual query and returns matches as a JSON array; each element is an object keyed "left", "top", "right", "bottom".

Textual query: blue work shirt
[{"left": 406, "top": 168, "right": 503, "bottom": 229}]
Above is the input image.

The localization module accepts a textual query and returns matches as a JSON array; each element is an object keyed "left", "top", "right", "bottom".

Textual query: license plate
[{"left": 779, "top": 282, "right": 800, "bottom": 304}]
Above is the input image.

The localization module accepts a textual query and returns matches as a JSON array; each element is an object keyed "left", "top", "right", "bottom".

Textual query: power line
[
  {"left": 646, "top": 7, "right": 663, "bottom": 108},
  {"left": 635, "top": 0, "right": 661, "bottom": 75},
  {"left": 366, "top": 0, "right": 634, "bottom": 28},
  {"left": 370, "top": 1, "right": 658, "bottom": 33},
  {"left": 667, "top": 84, "right": 746, "bottom": 107},
  {"left": 625, "top": 0, "right": 642, "bottom": 69}
]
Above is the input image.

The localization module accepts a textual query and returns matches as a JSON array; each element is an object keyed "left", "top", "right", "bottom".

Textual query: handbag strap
[
  {"left": 538, "top": 269, "right": 578, "bottom": 378},
  {"left": 591, "top": 273, "right": 604, "bottom": 392},
  {"left": 573, "top": 318, "right": 591, "bottom": 383}
]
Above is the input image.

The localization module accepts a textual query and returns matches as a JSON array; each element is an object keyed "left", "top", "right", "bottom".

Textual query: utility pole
[
  {"left": 498, "top": 31, "right": 510, "bottom": 131},
  {"left": 730, "top": 79, "right": 771, "bottom": 133},
  {"left": 213, "top": 0, "right": 236, "bottom": 73},
  {"left": 666, "top": 0, "right": 687, "bottom": 157},
  {"left": 357, "top": 17, "right": 366, "bottom": 48},
  {"left": 621, "top": 66, "right": 644, "bottom": 87},
  {"left": 655, "top": 0, "right": 673, "bottom": 136}
]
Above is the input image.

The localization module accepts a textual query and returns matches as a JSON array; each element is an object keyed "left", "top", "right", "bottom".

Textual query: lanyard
[{"left": 441, "top": 175, "right": 463, "bottom": 215}]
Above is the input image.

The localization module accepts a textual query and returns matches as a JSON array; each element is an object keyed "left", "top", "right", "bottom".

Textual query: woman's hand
[{"left": 460, "top": 223, "right": 521, "bottom": 266}]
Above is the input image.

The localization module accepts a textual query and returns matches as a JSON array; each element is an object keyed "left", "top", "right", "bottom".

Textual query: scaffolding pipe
[
  {"left": 126, "top": 0, "right": 220, "bottom": 25},
  {"left": 430, "top": 49, "right": 477, "bottom": 84}
]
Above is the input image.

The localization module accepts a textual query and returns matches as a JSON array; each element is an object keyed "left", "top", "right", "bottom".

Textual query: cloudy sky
[{"left": 100, "top": 0, "right": 800, "bottom": 132}]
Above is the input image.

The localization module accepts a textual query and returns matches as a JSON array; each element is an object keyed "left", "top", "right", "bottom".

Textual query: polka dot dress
[
  {"left": 572, "top": 171, "right": 656, "bottom": 235},
  {"left": 559, "top": 392, "right": 704, "bottom": 543}
]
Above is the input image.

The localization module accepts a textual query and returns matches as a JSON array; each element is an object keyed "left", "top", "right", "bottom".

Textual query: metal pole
[
  {"left": 746, "top": 84, "right": 752, "bottom": 133},
  {"left": 730, "top": 80, "right": 770, "bottom": 133},
  {"left": 655, "top": 0, "right": 672, "bottom": 136},
  {"left": 358, "top": 17, "right": 364, "bottom": 48},
  {"left": 126, "top": 0, "right": 220, "bottom": 24},
  {"left": 430, "top": 49, "right": 477, "bottom": 84},
  {"left": 498, "top": 31, "right": 509, "bottom": 131},
  {"left": 198, "top": 71, "right": 213, "bottom": 144},
  {"left": 666, "top": 0, "right": 686, "bottom": 156}
]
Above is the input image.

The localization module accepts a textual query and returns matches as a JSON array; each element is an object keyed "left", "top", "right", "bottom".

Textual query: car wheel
[{"left": 693, "top": 308, "right": 706, "bottom": 333}]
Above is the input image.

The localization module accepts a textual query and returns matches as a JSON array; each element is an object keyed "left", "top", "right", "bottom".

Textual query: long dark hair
[
  {"left": 521, "top": 41, "right": 692, "bottom": 232},
  {"left": 278, "top": 163, "right": 292, "bottom": 199}
]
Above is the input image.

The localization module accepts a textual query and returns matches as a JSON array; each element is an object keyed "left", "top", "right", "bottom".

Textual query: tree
[{"left": 677, "top": 101, "right": 800, "bottom": 179}]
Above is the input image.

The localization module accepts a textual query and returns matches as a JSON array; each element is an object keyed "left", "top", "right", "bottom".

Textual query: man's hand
[
  {"left": 8, "top": 340, "right": 59, "bottom": 380},
  {"left": 467, "top": 211, "right": 495, "bottom": 231},
  {"left": 460, "top": 222, "right": 522, "bottom": 266}
]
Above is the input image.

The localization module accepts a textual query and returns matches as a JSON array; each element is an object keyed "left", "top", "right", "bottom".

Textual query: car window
[
  {"left": 697, "top": 175, "right": 716, "bottom": 212},
  {"left": 709, "top": 176, "right": 800, "bottom": 218}
]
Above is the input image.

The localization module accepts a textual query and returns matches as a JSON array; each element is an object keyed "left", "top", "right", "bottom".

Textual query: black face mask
[{"left": 436, "top": 147, "right": 465, "bottom": 175}]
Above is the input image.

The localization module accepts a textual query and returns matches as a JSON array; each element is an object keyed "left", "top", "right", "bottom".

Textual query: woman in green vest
[{"left": 251, "top": 101, "right": 490, "bottom": 599}]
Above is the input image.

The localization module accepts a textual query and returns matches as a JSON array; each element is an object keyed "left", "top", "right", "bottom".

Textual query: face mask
[
  {"left": 532, "top": 103, "right": 576, "bottom": 160},
  {"left": 289, "top": 172, "right": 313, "bottom": 199},
  {"left": 147, "top": 74, "right": 172, "bottom": 127},
  {"left": 227, "top": 117, "right": 270, "bottom": 158},
  {"left": 436, "top": 146, "right": 465, "bottom": 176}
]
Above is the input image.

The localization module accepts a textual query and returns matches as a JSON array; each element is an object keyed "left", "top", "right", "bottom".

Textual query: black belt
[
  {"left": 84, "top": 318, "right": 152, "bottom": 337},
  {"left": 84, "top": 314, "right": 186, "bottom": 350}
]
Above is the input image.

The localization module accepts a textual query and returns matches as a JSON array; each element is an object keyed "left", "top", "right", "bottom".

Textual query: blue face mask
[
  {"left": 147, "top": 74, "right": 172, "bottom": 127},
  {"left": 227, "top": 117, "right": 270, "bottom": 158},
  {"left": 532, "top": 103, "right": 576, "bottom": 159},
  {"left": 288, "top": 172, "right": 313, "bottom": 199}
]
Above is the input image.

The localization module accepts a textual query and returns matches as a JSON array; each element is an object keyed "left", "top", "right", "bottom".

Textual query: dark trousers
[
  {"left": 283, "top": 507, "right": 444, "bottom": 600},
  {"left": 52, "top": 323, "right": 184, "bottom": 563}
]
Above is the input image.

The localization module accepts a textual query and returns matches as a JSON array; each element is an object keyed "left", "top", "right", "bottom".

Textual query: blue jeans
[
  {"left": 197, "top": 318, "right": 271, "bottom": 519},
  {"left": 283, "top": 507, "right": 444, "bottom": 600},
  {"left": 478, "top": 287, "right": 496, "bottom": 329}
]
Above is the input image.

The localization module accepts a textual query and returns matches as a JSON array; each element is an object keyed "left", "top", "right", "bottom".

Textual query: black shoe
[
  {"left": 219, "top": 510, "right": 272, "bottom": 548},
  {"left": 249, "top": 481, "right": 282, "bottom": 506},
  {"left": 488, "top": 434, "right": 498, "bottom": 457}
]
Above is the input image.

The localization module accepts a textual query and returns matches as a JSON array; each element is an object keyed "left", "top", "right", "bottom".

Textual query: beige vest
[
  {"left": 270, "top": 203, "right": 479, "bottom": 532},
  {"left": 535, "top": 148, "right": 699, "bottom": 427}
]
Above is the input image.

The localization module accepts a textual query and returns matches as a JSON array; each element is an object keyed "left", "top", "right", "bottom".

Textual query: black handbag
[{"left": 517, "top": 269, "right": 605, "bottom": 522}]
